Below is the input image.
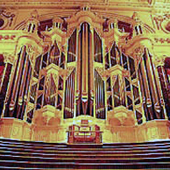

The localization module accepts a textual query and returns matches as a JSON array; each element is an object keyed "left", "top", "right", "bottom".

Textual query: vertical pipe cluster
[
  {"left": 67, "top": 29, "right": 77, "bottom": 63},
  {"left": 105, "top": 42, "right": 121, "bottom": 80},
  {"left": 138, "top": 48, "right": 166, "bottom": 121},
  {"left": 0, "top": 55, "right": 12, "bottom": 116},
  {"left": 94, "top": 70, "right": 105, "bottom": 119},
  {"left": 104, "top": 42, "right": 144, "bottom": 124},
  {"left": 94, "top": 29, "right": 103, "bottom": 63},
  {"left": 64, "top": 69, "right": 75, "bottom": 118},
  {"left": 26, "top": 41, "right": 65, "bottom": 123},
  {"left": 35, "top": 42, "right": 64, "bottom": 110},
  {"left": 76, "top": 22, "right": 93, "bottom": 117},
  {"left": 157, "top": 63, "right": 170, "bottom": 119},
  {"left": 3, "top": 46, "right": 32, "bottom": 119}
]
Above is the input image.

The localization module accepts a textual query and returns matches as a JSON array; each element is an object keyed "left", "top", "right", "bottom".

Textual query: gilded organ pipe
[
  {"left": 144, "top": 49, "right": 161, "bottom": 118},
  {"left": 0, "top": 56, "right": 12, "bottom": 117},
  {"left": 9, "top": 47, "right": 26, "bottom": 115},
  {"left": 16, "top": 55, "right": 29, "bottom": 118},
  {"left": 157, "top": 66, "right": 170, "bottom": 119},
  {"left": 140, "top": 56, "right": 154, "bottom": 120},
  {"left": 150, "top": 55, "right": 166, "bottom": 119}
]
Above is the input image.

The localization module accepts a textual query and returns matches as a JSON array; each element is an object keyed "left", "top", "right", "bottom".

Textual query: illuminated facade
[{"left": 0, "top": 0, "right": 170, "bottom": 143}]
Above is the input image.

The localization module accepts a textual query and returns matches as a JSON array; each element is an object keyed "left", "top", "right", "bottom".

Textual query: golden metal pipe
[
  {"left": 0, "top": 62, "right": 6, "bottom": 93},
  {"left": 145, "top": 49, "right": 159, "bottom": 105},
  {"left": 82, "top": 23, "right": 88, "bottom": 99},
  {"left": 16, "top": 54, "right": 29, "bottom": 118},
  {"left": 140, "top": 57, "right": 151, "bottom": 102},
  {"left": 140, "top": 56, "right": 154, "bottom": 120},
  {"left": 152, "top": 62, "right": 167, "bottom": 119},
  {"left": 21, "top": 63, "right": 32, "bottom": 120}
]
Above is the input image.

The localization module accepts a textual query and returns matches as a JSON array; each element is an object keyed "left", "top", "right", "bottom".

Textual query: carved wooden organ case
[{"left": 0, "top": 10, "right": 170, "bottom": 126}]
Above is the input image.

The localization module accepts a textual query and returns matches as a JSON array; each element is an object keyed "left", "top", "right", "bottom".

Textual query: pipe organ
[{"left": 0, "top": 6, "right": 170, "bottom": 143}]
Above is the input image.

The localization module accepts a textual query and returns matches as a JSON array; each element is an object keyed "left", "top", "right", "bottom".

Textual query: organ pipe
[
  {"left": 0, "top": 57, "right": 12, "bottom": 117},
  {"left": 150, "top": 56, "right": 166, "bottom": 119},
  {"left": 75, "top": 22, "right": 94, "bottom": 117},
  {"left": 94, "top": 29, "right": 103, "bottom": 63},
  {"left": 82, "top": 22, "right": 89, "bottom": 114},
  {"left": 157, "top": 66, "right": 170, "bottom": 119},
  {"left": 94, "top": 70, "right": 105, "bottom": 119},
  {"left": 3, "top": 47, "right": 25, "bottom": 117},
  {"left": 16, "top": 54, "right": 29, "bottom": 118},
  {"left": 67, "top": 29, "right": 77, "bottom": 62},
  {"left": 20, "top": 62, "right": 32, "bottom": 119},
  {"left": 140, "top": 56, "right": 154, "bottom": 120},
  {"left": 8, "top": 47, "right": 26, "bottom": 116},
  {"left": 64, "top": 69, "right": 75, "bottom": 118},
  {"left": 2, "top": 46, "right": 32, "bottom": 120},
  {"left": 144, "top": 49, "right": 161, "bottom": 118}
]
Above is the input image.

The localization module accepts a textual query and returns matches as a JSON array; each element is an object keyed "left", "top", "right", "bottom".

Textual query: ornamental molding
[
  {"left": 25, "top": 102, "right": 34, "bottom": 114},
  {"left": 42, "top": 28, "right": 66, "bottom": 51},
  {"left": 0, "top": 9, "right": 15, "bottom": 29},
  {"left": 0, "top": 2, "right": 153, "bottom": 14},
  {"left": 154, "top": 37, "right": 170, "bottom": 43},
  {"left": 16, "top": 33, "right": 44, "bottom": 54},
  {"left": 0, "top": 30, "right": 44, "bottom": 55},
  {"left": 154, "top": 55, "right": 167, "bottom": 67},
  {"left": 121, "top": 35, "right": 153, "bottom": 56},
  {"left": 132, "top": 47, "right": 144, "bottom": 66},
  {"left": 2, "top": 52, "right": 15, "bottom": 64},
  {"left": 103, "top": 29, "right": 129, "bottom": 51},
  {"left": 153, "top": 13, "right": 170, "bottom": 34},
  {"left": 66, "top": 10, "right": 104, "bottom": 37}
]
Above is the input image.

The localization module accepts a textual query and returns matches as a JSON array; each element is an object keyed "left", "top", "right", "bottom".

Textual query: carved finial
[
  {"left": 113, "top": 18, "right": 118, "bottom": 28},
  {"left": 154, "top": 55, "right": 166, "bottom": 67},
  {"left": 132, "top": 12, "right": 139, "bottom": 21},
  {"left": 30, "top": 10, "right": 39, "bottom": 19}
]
